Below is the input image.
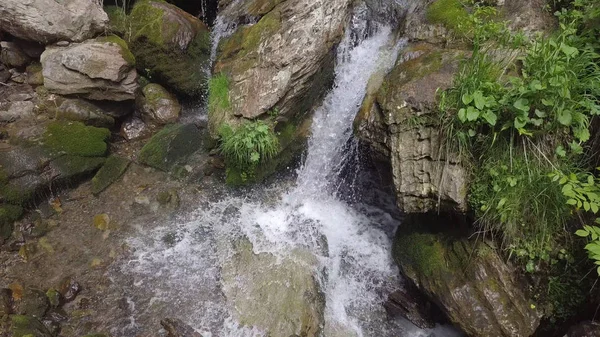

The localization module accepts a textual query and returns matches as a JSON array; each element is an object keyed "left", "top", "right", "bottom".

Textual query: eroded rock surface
[
  {"left": 355, "top": 46, "right": 468, "bottom": 213},
  {"left": 0, "top": 0, "right": 108, "bottom": 43}
]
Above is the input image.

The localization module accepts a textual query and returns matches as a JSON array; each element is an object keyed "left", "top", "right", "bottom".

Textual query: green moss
[
  {"left": 394, "top": 232, "right": 447, "bottom": 278},
  {"left": 10, "top": 315, "right": 52, "bottom": 337},
  {"left": 0, "top": 182, "right": 33, "bottom": 206},
  {"left": 104, "top": 5, "right": 129, "bottom": 36},
  {"left": 426, "top": 0, "right": 469, "bottom": 35},
  {"left": 219, "top": 9, "right": 281, "bottom": 59},
  {"left": 51, "top": 156, "right": 106, "bottom": 179},
  {"left": 42, "top": 121, "right": 110, "bottom": 158},
  {"left": 45, "top": 289, "right": 60, "bottom": 308},
  {"left": 91, "top": 156, "right": 130, "bottom": 195},
  {"left": 208, "top": 73, "right": 231, "bottom": 116},
  {"left": 129, "top": 0, "right": 166, "bottom": 46},
  {"left": 97, "top": 35, "right": 136, "bottom": 66}
]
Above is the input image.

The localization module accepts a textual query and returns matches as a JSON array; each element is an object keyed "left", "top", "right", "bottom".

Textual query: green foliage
[
  {"left": 219, "top": 121, "right": 280, "bottom": 183},
  {"left": 426, "top": 0, "right": 470, "bottom": 35},
  {"left": 209, "top": 73, "right": 231, "bottom": 114}
]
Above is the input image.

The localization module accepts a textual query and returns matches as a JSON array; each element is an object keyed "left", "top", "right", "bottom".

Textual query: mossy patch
[
  {"left": 97, "top": 35, "right": 136, "bottom": 66},
  {"left": 208, "top": 73, "right": 231, "bottom": 117},
  {"left": 51, "top": 156, "right": 106, "bottom": 179},
  {"left": 10, "top": 315, "right": 52, "bottom": 337},
  {"left": 138, "top": 124, "right": 202, "bottom": 172},
  {"left": 41, "top": 121, "right": 110, "bottom": 158},
  {"left": 426, "top": 0, "right": 469, "bottom": 35},
  {"left": 0, "top": 204, "right": 23, "bottom": 239},
  {"left": 219, "top": 9, "right": 282, "bottom": 60},
  {"left": 91, "top": 156, "right": 131, "bottom": 195},
  {"left": 104, "top": 5, "right": 129, "bottom": 37},
  {"left": 394, "top": 232, "right": 447, "bottom": 278}
]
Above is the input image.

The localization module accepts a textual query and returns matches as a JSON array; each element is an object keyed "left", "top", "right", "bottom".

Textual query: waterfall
[{"left": 111, "top": 4, "right": 462, "bottom": 337}]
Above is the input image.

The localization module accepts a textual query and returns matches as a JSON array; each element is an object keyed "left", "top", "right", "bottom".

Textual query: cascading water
[{"left": 111, "top": 4, "right": 462, "bottom": 337}]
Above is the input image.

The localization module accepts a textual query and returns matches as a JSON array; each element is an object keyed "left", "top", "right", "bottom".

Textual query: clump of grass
[
  {"left": 209, "top": 73, "right": 230, "bottom": 115},
  {"left": 426, "top": 0, "right": 470, "bottom": 35},
  {"left": 219, "top": 121, "right": 279, "bottom": 178}
]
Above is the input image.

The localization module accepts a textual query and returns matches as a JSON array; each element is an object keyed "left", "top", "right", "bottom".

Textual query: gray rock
[
  {"left": 57, "top": 99, "right": 115, "bottom": 127},
  {"left": 0, "top": 288, "right": 12, "bottom": 316},
  {"left": 384, "top": 287, "right": 437, "bottom": 329},
  {"left": 15, "top": 288, "right": 49, "bottom": 318},
  {"left": 0, "top": 101, "right": 35, "bottom": 122},
  {"left": 40, "top": 37, "right": 138, "bottom": 101},
  {"left": 0, "top": 41, "right": 31, "bottom": 68},
  {"left": 211, "top": 0, "right": 352, "bottom": 127},
  {"left": 10, "top": 314, "right": 53, "bottom": 337},
  {"left": 566, "top": 321, "right": 600, "bottom": 337},
  {"left": 138, "top": 124, "right": 202, "bottom": 172},
  {"left": 0, "top": 64, "right": 10, "bottom": 83},
  {"left": 7, "top": 93, "right": 33, "bottom": 102},
  {"left": 137, "top": 83, "right": 181, "bottom": 125},
  {"left": 14, "top": 39, "right": 44, "bottom": 58},
  {"left": 120, "top": 116, "right": 152, "bottom": 141},
  {"left": 393, "top": 214, "right": 541, "bottom": 337},
  {"left": 355, "top": 46, "right": 468, "bottom": 213},
  {"left": 0, "top": 0, "right": 108, "bottom": 43},
  {"left": 161, "top": 318, "right": 202, "bottom": 337}
]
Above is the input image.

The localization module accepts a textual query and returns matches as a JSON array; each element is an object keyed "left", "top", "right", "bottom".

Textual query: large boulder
[
  {"left": 354, "top": 46, "right": 468, "bottom": 214},
  {"left": 128, "top": 0, "right": 211, "bottom": 97},
  {"left": 138, "top": 124, "right": 202, "bottom": 172},
  {"left": 393, "top": 214, "right": 541, "bottom": 337},
  {"left": 0, "top": 42, "right": 31, "bottom": 69},
  {"left": 40, "top": 36, "right": 138, "bottom": 101},
  {"left": 221, "top": 239, "right": 324, "bottom": 336},
  {"left": 136, "top": 83, "right": 181, "bottom": 125},
  {"left": 0, "top": 0, "right": 108, "bottom": 44}
]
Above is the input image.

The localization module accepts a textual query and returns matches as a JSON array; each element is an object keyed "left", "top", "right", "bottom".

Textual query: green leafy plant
[{"left": 219, "top": 121, "right": 279, "bottom": 182}]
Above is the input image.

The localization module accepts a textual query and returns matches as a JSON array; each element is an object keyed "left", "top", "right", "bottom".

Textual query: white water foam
[{"left": 116, "top": 18, "right": 462, "bottom": 337}]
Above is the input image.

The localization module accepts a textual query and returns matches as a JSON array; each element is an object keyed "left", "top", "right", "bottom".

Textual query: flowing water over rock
[{"left": 113, "top": 13, "right": 462, "bottom": 337}]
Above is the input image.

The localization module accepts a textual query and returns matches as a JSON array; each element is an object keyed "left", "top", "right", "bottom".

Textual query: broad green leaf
[
  {"left": 458, "top": 108, "right": 467, "bottom": 122},
  {"left": 466, "top": 106, "right": 479, "bottom": 121},
  {"left": 592, "top": 203, "right": 599, "bottom": 214},
  {"left": 462, "top": 93, "right": 474, "bottom": 105},
  {"left": 584, "top": 201, "right": 591, "bottom": 212},
  {"left": 557, "top": 109, "right": 572, "bottom": 126},
  {"left": 541, "top": 98, "right": 555, "bottom": 106},
  {"left": 468, "top": 129, "right": 477, "bottom": 137},
  {"left": 575, "top": 229, "right": 589, "bottom": 237},
  {"left": 482, "top": 110, "right": 497, "bottom": 126},
  {"left": 535, "top": 109, "right": 547, "bottom": 118},
  {"left": 567, "top": 199, "right": 578, "bottom": 205},
  {"left": 514, "top": 117, "right": 528, "bottom": 129},
  {"left": 530, "top": 80, "right": 543, "bottom": 91},
  {"left": 556, "top": 146, "right": 566, "bottom": 157},
  {"left": 473, "top": 91, "right": 486, "bottom": 110},
  {"left": 560, "top": 43, "right": 579, "bottom": 57},
  {"left": 514, "top": 98, "right": 530, "bottom": 112}
]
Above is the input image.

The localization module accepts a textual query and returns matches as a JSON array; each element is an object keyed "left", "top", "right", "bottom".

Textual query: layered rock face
[
  {"left": 0, "top": 0, "right": 108, "bottom": 43},
  {"left": 211, "top": 0, "right": 352, "bottom": 131},
  {"left": 40, "top": 36, "right": 138, "bottom": 101},
  {"left": 355, "top": 46, "right": 468, "bottom": 213}
]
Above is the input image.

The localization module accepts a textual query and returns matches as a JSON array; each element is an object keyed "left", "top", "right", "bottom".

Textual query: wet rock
[
  {"left": 138, "top": 124, "right": 202, "bottom": 172},
  {"left": 161, "top": 318, "right": 202, "bottom": 337},
  {"left": 40, "top": 35, "right": 138, "bottom": 101},
  {"left": 0, "top": 64, "right": 10, "bottom": 83},
  {"left": 0, "top": 41, "right": 30, "bottom": 68},
  {"left": 9, "top": 69, "right": 26, "bottom": 84},
  {"left": 44, "top": 307, "right": 68, "bottom": 323},
  {"left": 0, "top": 205, "right": 23, "bottom": 240},
  {"left": 57, "top": 99, "right": 116, "bottom": 128},
  {"left": 92, "top": 214, "right": 110, "bottom": 231},
  {"left": 9, "top": 314, "right": 53, "bottom": 337},
  {"left": 58, "top": 277, "right": 81, "bottom": 304},
  {"left": 221, "top": 238, "right": 324, "bottom": 336},
  {"left": 91, "top": 156, "right": 131, "bottom": 195},
  {"left": 393, "top": 214, "right": 540, "bottom": 337},
  {"left": 0, "top": 0, "right": 108, "bottom": 43},
  {"left": 26, "top": 63, "right": 44, "bottom": 86},
  {"left": 504, "top": 0, "right": 556, "bottom": 35},
  {"left": 354, "top": 46, "right": 468, "bottom": 214},
  {"left": 137, "top": 83, "right": 181, "bottom": 125},
  {"left": 120, "top": 116, "right": 153, "bottom": 141},
  {"left": 14, "top": 288, "right": 49, "bottom": 318},
  {"left": 566, "top": 321, "right": 600, "bottom": 337},
  {"left": 129, "top": 0, "right": 210, "bottom": 97},
  {"left": 384, "top": 286, "right": 437, "bottom": 329}
]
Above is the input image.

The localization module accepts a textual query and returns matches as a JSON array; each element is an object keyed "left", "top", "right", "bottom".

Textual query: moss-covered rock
[
  {"left": 138, "top": 124, "right": 202, "bottom": 172},
  {"left": 57, "top": 99, "right": 116, "bottom": 128},
  {"left": 41, "top": 121, "right": 110, "bottom": 157},
  {"left": 0, "top": 204, "right": 23, "bottom": 239},
  {"left": 393, "top": 213, "right": 541, "bottom": 336},
  {"left": 96, "top": 35, "right": 136, "bottom": 66},
  {"left": 128, "top": 0, "right": 210, "bottom": 97},
  {"left": 104, "top": 5, "right": 129, "bottom": 36},
  {"left": 136, "top": 83, "right": 181, "bottom": 125},
  {"left": 91, "top": 156, "right": 131, "bottom": 195},
  {"left": 10, "top": 315, "right": 52, "bottom": 337}
]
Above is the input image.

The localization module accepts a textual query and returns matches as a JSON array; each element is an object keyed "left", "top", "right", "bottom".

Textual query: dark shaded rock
[
  {"left": 14, "top": 39, "right": 44, "bottom": 59},
  {"left": 0, "top": 288, "right": 12, "bottom": 316},
  {"left": 384, "top": 286, "right": 437, "bottom": 329},
  {"left": 393, "top": 214, "right": 540, "bottom": 337},
  {"left": 0, "top": 205, "right": 23, "bottom": 240},
  {"left": 157, "top": 189, "right": 180, "bottom": 210},
  {"left": 0, "top": 41, "right": 30, "bottom": 68},
  {"left": 14, "top": 289, "right": 49, "bottom": 318},
  {"left": 138, "top": 124, "right": 202, "bottom": 172},
  {"left": 91, "top": 155, "right": 131, "bottom": 195},
  {"left": 137, "top": 83, "right": 181, "bottom": 125},
  {"left": 0, "top": 101, "right": 35, "bottom": 123},
  {"left": 57, "top": 99, "right": 116, "bottom": 128},
  {"left": 161, "top": 318, "right": 202, "bottom": 337},
  {"left": 129, "top": 0, "right": 211, "bottom": 97},
  {"left": 120, "top": 115, "right": 153, "bottom": 141},
  {"left": 0, "top": 64, "right": 10, "bottom": 83},
  {"left": 9, "top": 315, "right": 53, "bottom": 337},
  {"left": 58, "top": 277, "right": 81, "bottom": 304},
  {"left": 566, "top": 321, "right": 600, "bottom": 337}
]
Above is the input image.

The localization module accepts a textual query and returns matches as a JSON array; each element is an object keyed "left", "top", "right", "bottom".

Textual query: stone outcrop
[
  {"left": 211, "top": 0, "right": 352, "bottom": 128},
  {"left": 138, "top": 124, "right": 202, "bottom": 172},
  {"left": 354, "top": 46, "right": 468, "bottom": 213},
  {"left": 0, "top": 0, "right": 108, "bottom": 44},
  {"left": 136, "top": 84, "right": 181, "bottom": 125},
  {"left": 40, "top": 36, "right": 138, "bottom": 101},
  {"left": 566, "top": 321, "right": 600, "bottom": 337},
  {"left": 128, "top": 0, "right": 211, "bottom": 97},
  {"left": 393, "top": 214, "right": 541, "bottom": 337}
]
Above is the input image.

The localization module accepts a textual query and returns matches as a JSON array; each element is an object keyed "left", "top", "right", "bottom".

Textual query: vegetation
[
  {"left": 219, "top": 121, "right": 280, "bottom": 184},
  {"left": 435, "top": 0, "right": 600, "bottom": 322},
  {"left": 208, "top": 73, "right": 231, "bottom": 115},
  {"left": 42, "top": 121, "right": 111, "bottom": 157}
]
